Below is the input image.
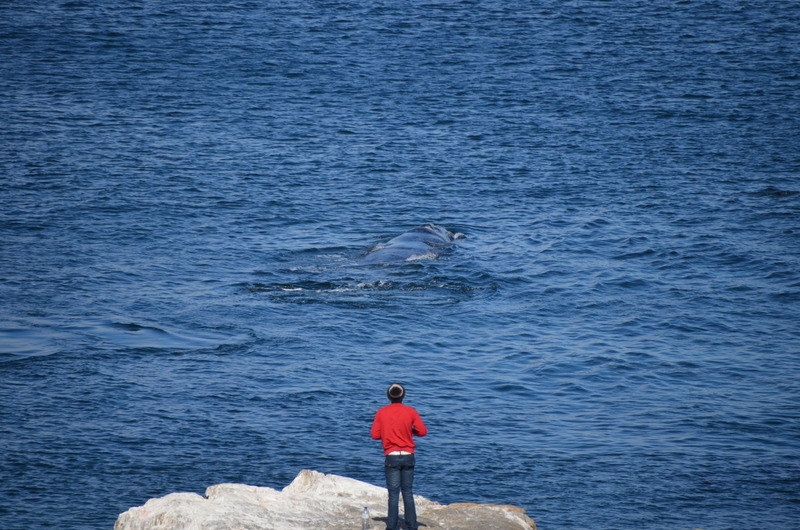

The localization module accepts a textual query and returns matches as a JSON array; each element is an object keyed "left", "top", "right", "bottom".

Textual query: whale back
[{"left": 361, "top": 223, "right": 463, "bottom": 264}]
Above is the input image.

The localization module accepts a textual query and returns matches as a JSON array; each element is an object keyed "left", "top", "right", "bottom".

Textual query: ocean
[{"left": 1, "top": 1, "right": 799, "bottom": 528}]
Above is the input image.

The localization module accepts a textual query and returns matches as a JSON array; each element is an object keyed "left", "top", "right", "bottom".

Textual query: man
[{"left": 370, "top": 383, "right": 428, "bottom": 530}]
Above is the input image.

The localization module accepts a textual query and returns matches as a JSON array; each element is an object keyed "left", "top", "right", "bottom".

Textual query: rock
[{"left": 115, "top": 469, "right": 536, "bottom": 530}]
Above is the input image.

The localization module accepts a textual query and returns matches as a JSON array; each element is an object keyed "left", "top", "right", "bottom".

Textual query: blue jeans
[{"left": 384, "top": 454, "right": 418, "bottom": 530}]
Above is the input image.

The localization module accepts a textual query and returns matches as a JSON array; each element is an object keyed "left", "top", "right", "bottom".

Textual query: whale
[{"left": 360, "top": 223, "right": 464, "bottom": 264}]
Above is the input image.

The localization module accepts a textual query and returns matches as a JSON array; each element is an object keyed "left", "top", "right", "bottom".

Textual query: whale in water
[{"left": 360, "top": 223, "right": 464, "bottom": 264}]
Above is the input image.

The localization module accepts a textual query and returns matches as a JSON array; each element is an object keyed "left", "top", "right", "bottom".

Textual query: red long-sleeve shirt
[{"left": 370, "top": 403, "right": 428, "bottom": 455}]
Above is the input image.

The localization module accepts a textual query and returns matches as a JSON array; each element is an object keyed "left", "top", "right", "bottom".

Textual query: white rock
[{"left": 115, "top": 469, "right": 536, "bottom": 530}]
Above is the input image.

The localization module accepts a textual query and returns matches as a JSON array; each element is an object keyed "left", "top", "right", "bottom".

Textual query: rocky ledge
[{"left": 115, "top": 469, "right": 536, "bottom": 530}]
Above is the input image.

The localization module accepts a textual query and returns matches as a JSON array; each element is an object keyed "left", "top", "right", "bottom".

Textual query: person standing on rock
[{"left": 370, "top": 383, "right": 428, "bottom": 530}]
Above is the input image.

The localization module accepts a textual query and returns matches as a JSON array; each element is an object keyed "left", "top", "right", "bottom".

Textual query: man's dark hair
[{"left": 387, "top": 383, "right": 405, "bottom": 403}]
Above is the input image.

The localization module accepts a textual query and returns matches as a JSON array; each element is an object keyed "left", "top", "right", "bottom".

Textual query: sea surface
[{"left": 1, "top": 1, "right": 799, "bottom": 529}]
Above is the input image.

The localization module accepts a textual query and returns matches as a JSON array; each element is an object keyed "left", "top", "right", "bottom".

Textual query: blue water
[{"left": 2, "top": 1, "right": 799, "bottom": 529}]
